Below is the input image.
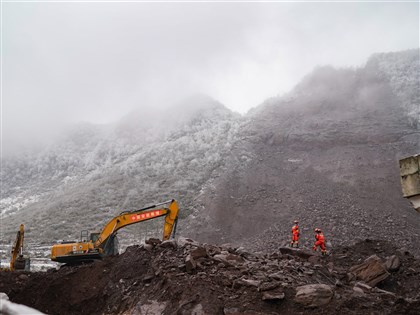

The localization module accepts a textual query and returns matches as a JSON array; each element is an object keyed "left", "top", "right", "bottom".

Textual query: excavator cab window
[
  {"left": 90, "top": 233, "right": 100, "bottom": 243},
  {"left": 80, "top": 230, "right": 89, "bottom": 242}
]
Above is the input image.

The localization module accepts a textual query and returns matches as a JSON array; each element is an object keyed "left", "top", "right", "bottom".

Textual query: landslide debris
[
  {"left": 1, "top": 238, "right": 419, "bottom": 315},
  {"left": 188, "top": 52, "right": 420, "bottom": 257}
]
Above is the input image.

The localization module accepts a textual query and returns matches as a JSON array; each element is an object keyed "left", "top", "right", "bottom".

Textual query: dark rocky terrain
[{"left": 1, "top": 238, "right": 419, "bottom": 315}]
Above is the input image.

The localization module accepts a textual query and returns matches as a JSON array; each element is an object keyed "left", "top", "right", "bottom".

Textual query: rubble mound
[{"left": 1, "top": 238, "right": 419, "bottom": 315}]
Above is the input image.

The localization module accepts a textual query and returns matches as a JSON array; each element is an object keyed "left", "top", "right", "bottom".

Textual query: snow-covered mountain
[
  {"left": 1, "top": 95, "right": 241, "bottom": 243},
  {"left": 1, "top": 49, "right": 419, "bottom": 256}
]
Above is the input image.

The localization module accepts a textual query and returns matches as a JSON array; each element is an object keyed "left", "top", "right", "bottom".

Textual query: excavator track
[{"left": 54, "top": 252, "right": 103, "bottom": 264}]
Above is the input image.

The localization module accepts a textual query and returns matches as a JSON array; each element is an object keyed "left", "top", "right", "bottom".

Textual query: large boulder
[
  {"left": 185, "top": 254, "right": 197, "bottom": 273},
  {"left": 295, "top": 284, "right": 334, "bottom": 307},
  {"left": 384, "top": 255, "right": 401, "bottom": 272},
  {"left": 349, "top": 255, "right": 390, "bottom": 287},
  {"left": 158, "top": 239, "right": 178, "bottom": 249},
  {"left": 203, "top": 244, "right": 221, "bottom": 256},
  {"left": 213, "top": 252, "right": 244, "bottom": 266},
  {"left": 190, "top": 247, "right": 208, "bottom": 259}
]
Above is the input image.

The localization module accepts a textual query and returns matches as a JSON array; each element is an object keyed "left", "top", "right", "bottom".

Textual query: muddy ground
[{"left": 1, "top": 238, "right": 419, "bottom": 315}]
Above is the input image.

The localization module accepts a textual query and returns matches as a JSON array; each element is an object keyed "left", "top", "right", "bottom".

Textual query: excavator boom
[
  {"left": 51, "top": 199, "right": 179, "bottom": 263},
  {"left": 10, "top": 224, "right": 30, "bottom": 271}
]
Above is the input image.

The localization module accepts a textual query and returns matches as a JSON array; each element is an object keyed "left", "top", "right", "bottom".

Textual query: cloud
[{"left": 2, "top": 2, "right": 419, "bottom": 153}]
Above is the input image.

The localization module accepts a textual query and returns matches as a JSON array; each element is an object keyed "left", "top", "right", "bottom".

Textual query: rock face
[
  {"left": 349, "top": 255, "right": 390, "bottom": 287},
  {"left": 384, "top": 255, "right": 401, "bottom": 272},
  {"left": 191, "top": 50, "right": 420, "bottom": 257},
  {"left": 294, "top": 284, "right": 334, "bottom": 307}
]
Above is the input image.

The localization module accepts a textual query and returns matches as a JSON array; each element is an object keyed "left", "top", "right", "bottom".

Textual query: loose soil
[{"left": 1, "top": 238, "right": 419, "bottom": 315}]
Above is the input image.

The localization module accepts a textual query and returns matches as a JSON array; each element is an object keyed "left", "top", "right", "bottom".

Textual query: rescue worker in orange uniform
[
  {"left": 290, "top": 220, "right": 300, "bottom": 248},
  {"left": 313, "top": 228, "right": 327, "bottom": 256}
]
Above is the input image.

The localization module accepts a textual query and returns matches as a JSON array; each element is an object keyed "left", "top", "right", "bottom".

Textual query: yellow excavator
[
  {"left": 51, "top": 199, "right": 179, "bottom": 263},
  {"left": 10, "top": 224, "right": 30, "bottom": 271}
]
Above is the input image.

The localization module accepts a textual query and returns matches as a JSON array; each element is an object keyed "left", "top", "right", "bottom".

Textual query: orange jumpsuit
[
  {"left": 290, "top": 225, "right": 300, "bottom": 247},
  {"left": 313, "top": 232, "right": 326, "bottom": 254}
]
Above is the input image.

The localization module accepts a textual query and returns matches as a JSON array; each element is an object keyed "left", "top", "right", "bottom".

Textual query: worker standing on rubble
[
  {"left": 313, "top": 228, "right": 327, "bottom": 256},
  {"left": 290, "top": 220, "right": 300, "bottom": 248}
]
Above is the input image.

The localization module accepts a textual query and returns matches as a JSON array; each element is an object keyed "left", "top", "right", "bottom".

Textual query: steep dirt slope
[{"left": 191, "top": 53, "right": 420, "bottom": 255}]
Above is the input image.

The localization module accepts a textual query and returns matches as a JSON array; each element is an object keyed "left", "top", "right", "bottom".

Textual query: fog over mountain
[
  {"left": 3, "top": 2, "right": 418, "bottom": 155},
  {"left": 1, "top": 50, "right": 419, "bottom": 256}
]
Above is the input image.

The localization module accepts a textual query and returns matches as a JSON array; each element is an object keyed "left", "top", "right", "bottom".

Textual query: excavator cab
[{"left": 87, "top": 231, "right": 119, "bottom": 255}]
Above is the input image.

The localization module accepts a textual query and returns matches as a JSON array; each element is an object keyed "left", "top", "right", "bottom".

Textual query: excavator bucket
[
  {"left": 13, "top": 257, "right": 30, "bottom": 271},
  {"left": 400, "top": 154, "right": 420, "bottom": 212},
  {"left": 10, "top": 224, "right": 30, "bottom": 271}
]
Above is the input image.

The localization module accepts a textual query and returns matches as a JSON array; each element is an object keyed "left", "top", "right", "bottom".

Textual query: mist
[{"left": 2, "top": 1, "right": 419, "bottom": 155}]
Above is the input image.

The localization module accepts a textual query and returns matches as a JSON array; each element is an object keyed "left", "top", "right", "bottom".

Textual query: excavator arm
[
  {"left": 51, "top": 199, "right": 179, "bottom": 263},
  {"left": 94, "top": 199, "right": 179, "bottom": 249}
]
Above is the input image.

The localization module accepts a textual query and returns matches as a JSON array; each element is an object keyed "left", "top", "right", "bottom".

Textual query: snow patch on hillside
[{"left": 1, "top": 194, "right": 42, "bottom": 216}]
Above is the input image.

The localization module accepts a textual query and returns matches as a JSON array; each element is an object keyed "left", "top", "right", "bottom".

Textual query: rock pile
[{"left": 0, "top": 238, "right": 419, "bottom": 315}]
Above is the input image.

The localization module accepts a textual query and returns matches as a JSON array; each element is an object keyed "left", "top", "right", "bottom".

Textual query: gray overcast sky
[{"left": 2, "top": 1, "right": 419, "bottom": 153}]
